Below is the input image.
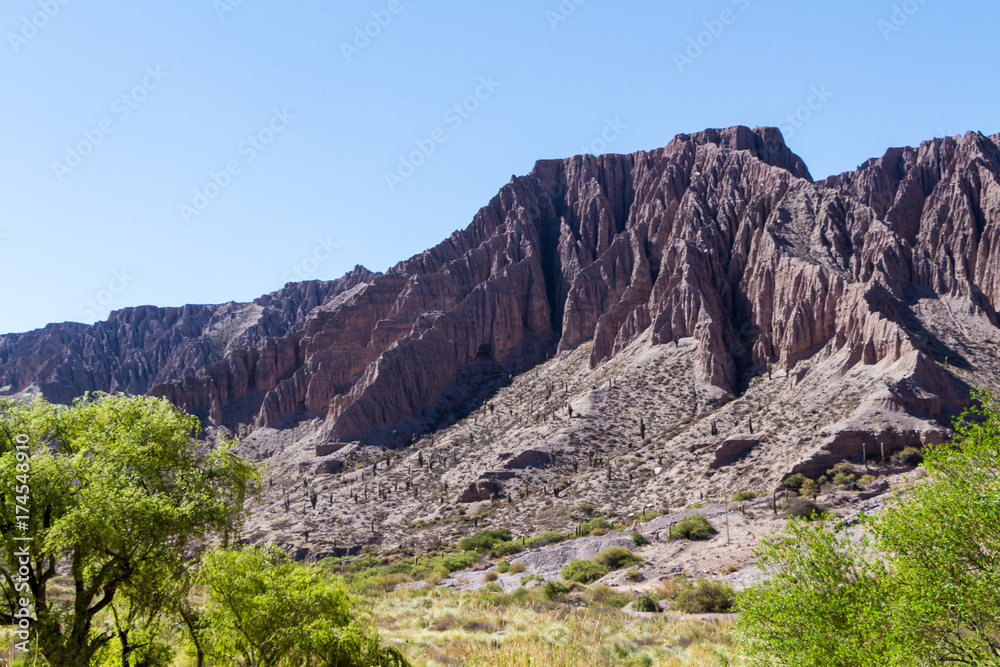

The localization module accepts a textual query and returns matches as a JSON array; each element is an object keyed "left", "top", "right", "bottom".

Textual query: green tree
[
  {"left": 0, "top": 393, "right": 257, "bottom": 667},
  {"left": 737, "top": 389, "right": 1000, "bottom": 665},
  {"left": 735, "top": 519, "right": 900, "bottom": 666},
  {"left": 197, "top": 545, "right": 408, "bottom": 667},
  {"left": 874, "top": 390, "right": 1000, "bottom": 663}
]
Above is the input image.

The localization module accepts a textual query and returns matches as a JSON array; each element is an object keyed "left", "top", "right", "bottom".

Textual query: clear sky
[{"left": 1, "top": 0, "right": 997, "bottom": 334}]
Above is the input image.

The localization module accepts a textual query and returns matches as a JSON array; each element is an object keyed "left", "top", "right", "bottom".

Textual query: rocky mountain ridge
[{"left": 4, "top": 126, "right": 1000, "bottom": 554}]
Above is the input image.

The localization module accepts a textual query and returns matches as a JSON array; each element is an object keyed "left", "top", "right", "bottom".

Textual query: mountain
[{"left": 4, "top": 126, "right": 999, "bottom": 557}]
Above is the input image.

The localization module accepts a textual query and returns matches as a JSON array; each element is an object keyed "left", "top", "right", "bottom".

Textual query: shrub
[
  {"left": 527, "top": 531, "right": 566, "bottom": 548},
  {"left": 509, "top": 561, "right": 526, "bottom": 575},
  {"left": 799, "top": 478, "right": 819, "bottom": 497},
  {"left": 732, "top": 490, "right": 757, "bottom": 501},
  {"left": 577, "top": 502, "right": 595, "bottom": 515},
  {"left": 783, "top": 473, "right": 808, "bottom": 490},
  {"left": 624, "top": 567, "right": 643, "bottom": 582},
  {"left": 858, "top": 474, "right": 875, "bottom": 487},
  {"left": 459, "top": 528, "right": 511, "bottom": 553},
  {"left": 594, "top": 546, "right": 643, "bottom": 570},
  {"left": 673, "top": 579, "right": 735, "bottom": 613},
  {"left": 519, "top": 574, "right": 543, "bottom": 585},
  {"left": 825, "top": 463, "right": 856, "bottom": 487},
  {"left": 539, "top": 580, "right": 571, "bottom": 600},
  {"left": 785, "top": 498, "right": 827, "bottom": 520},
  {"left": 483, "top": 571, "right": 498, "bottom": 583},
  {"left": 633, "top": 592, "right": 661, "bottom": 613},
  {"left": 496, "top": 560, "right": 510, "bottom": 574},
  {"left": 630, "top": 530, "right": 650, "bottom": 547},
  {"left": 670, "top": 514, "right": 715, "bottom": 540},
  {"left": 488, "top": 540, "right": 525, "bottom": 558},
  {"left": 893, "top": 446, "right": 923, "bottom": 467},
  {"left": 579, "top": 516, "right": 613, "bottom": 536},
  {"left": 561, "top": 559, "right": 610, "bottom": 584},
  {"left": 585, "top": 584, "right": 630, "bottom": 609}
]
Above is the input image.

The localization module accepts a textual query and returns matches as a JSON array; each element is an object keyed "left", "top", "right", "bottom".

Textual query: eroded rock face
[{"left": 4, "top": 127, "right": 999, "bottom": 458}]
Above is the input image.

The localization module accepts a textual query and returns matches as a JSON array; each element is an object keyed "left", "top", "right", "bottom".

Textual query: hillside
[{"left": 3, "top": 126, "right": 1000, "bottom": 559}]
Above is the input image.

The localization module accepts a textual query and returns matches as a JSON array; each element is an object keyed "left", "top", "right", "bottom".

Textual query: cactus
[
  {"left": 568, "top": 405, "right": 573, "bottom": 418},
  {"left": 418, "top": 450, "right": 424, "bottom": 467},
  {"left": 640, "top": 417, "right": 646, "bottom": 440},
  {"left": 711, "top": 419, "right": 718, "bottom": 436},
  {"left": 309, "top": 488, "right": 318, "bottom": 510},
  {"left": 748, "top": 415, "right": 754, "bottom": 434}
]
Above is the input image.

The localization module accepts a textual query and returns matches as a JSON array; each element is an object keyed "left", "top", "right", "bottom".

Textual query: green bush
[
  {"left": 624, "top": 567, "right": 643, "bottom": 582},
  {"left": 527, "top": 531, "right": 566, "bottom": 548},
  {"left": 785, "top": 498, "right": 827, "bottom": 521},
  {"left": 832, "top": 471, "right": 856, "bottom": 487},
  {"left": 732, "top": 490, "right": 757, "bottom": 501},
  {"left": 577, "top": 502, "right": 595, "bottom": 515},
  {"left": 673, "top": 579, "right": 735, "bottom": 613},
  {"left": 488, "top": 539, "right": 525, "bottom": 558},
  {"left": 579, "top": 516, "right": 613, "bottom": 535},
  {"left": 783, "top": 473, "right": 808, "bottom": 490},
  {"left": 539, "top": 580, "right": 571, "bottom": 600},
  {"left": 594, "top": 546, "right": 643, "bottom": 570},
  {"left": 561, "top": 558, "right": 610, "bottom": 584},
  {"left": 424, "top": 551, "right": 476, "bottom": 577},
  {"left": 670, "top": 514, "right": 715, "bottom": 540},
  {"left": 584, "top": 584, "right": 630, "bottom": 609},
  {"left": 459, "top": 528, "right": 511, "bottom": 553},
  {"left": 509, "top": 561, "right": 526, "bottom": 575},
  {"left": 520, "top": 574, "right": 544, "bottom": 585},
  {"left": 496, "top": 560, "right": 510, "bottom": 574},
  {"left": 893, "top": 446, "right": 923, "bottom": 467},
  {"left": 630, "top": 530, "right": 650, "bottom": 547},
  {"left": 633, "top": 592, "right": 661, "bottom": 613}
]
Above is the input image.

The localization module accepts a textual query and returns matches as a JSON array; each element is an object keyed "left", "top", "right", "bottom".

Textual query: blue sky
[{"left": 1, "top": 0, "right": 996, "bottom": 334}]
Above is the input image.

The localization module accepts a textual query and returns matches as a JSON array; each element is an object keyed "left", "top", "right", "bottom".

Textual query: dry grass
[{"left": 367, "top": 587, "right": 744, "bottom": 666}]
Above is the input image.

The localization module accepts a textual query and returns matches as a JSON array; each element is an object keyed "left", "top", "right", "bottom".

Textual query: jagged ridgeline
[{"left": 3, "top": 127, "right": 1000, "bottom": 537}]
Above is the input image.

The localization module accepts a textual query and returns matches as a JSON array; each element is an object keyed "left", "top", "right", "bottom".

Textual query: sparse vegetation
[
  {"left": 670, "top": 513, "right": 715, "bottom": 540},
  {"left": 782, "top": 473, "right": 808, "bottom": 491},
  {"left": 630, "top": 530, "right": 650, "bottom": 547},
  {"left": 594, "top": 546, "right": 643, "bottom": 570},
  {"left": 785, "top": 498, "right": 827, "bottom": 520},
  {"left": 892, "top": 445, "right": 924, "bottom": 467},
  {"left": 561, "top": 558, "right": 609, "bottom": 584},
  {"left": 633, "top": 592, "right": 660, "bottom": 613},
  {"left": 673, "top": 579, "right": 736, "bottom": 613}
]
